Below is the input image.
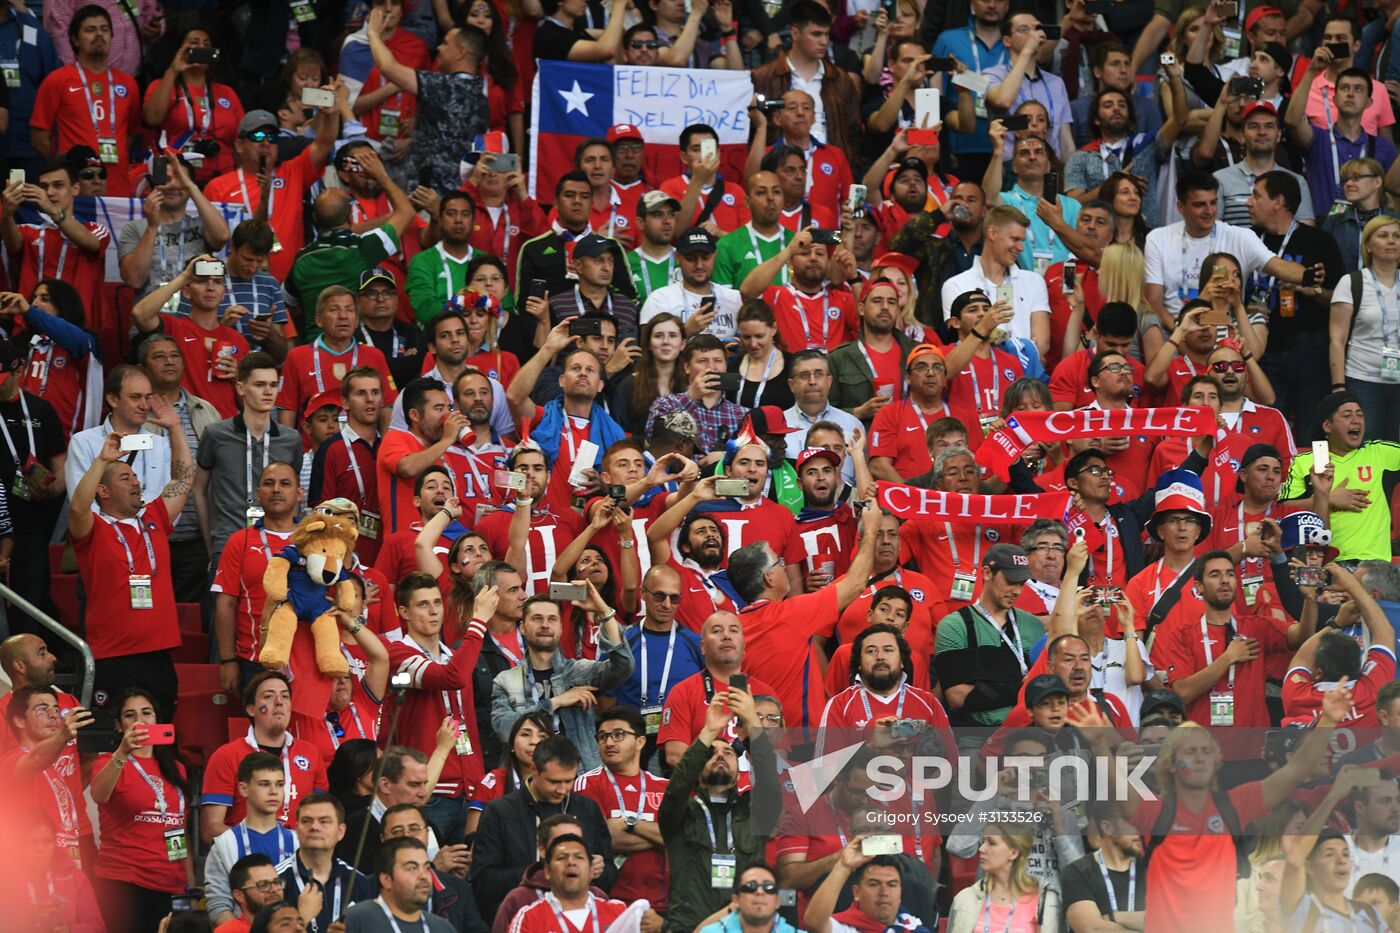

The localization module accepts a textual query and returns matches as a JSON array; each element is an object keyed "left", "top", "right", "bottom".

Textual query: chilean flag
[{"left": 529, "top": 61, "right": 753, "bottom": 201}]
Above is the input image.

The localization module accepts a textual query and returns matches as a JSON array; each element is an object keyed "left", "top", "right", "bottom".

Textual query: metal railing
[{"left": 0, "top": 581, "right": 94, "bottom": 707}]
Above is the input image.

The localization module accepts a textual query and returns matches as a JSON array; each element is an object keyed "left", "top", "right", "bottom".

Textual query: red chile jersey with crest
[
  {"left": 275, "top": 341, "right": 396, "bottom": 426},
  {"left": 947, "top": 349, "right": 1023, "bottom": 427},
  {"left": 574, "top": 767, "right": 669, "bottom": 907},
  {"left": 509, "top": 893, "right": 631, "bottom": 933},
  {"left": 1050, "top": 349, "right": 1145, "bottom": 410},
  {"left": 201, "top": 730, "right": 329, "bottom": 828},
  {"left": 1196, "top": 402, "right": 1295, "bottom": 507},
  {"left": 1283, "top": 646, "right": 1397, "bottom": 728},
  {"left": 1075, "top": 401, "right": 1158, "bottom": 500},
  {"left": 475, "top": 504, "right": 585, "bottom": 596},
  {"left": 660, "top": 175, "right": 750, "bottom": 232},
  {"left": 902, "top": 521, "right": 1021, "bottom": 613},
  {"left": 760, "top": 284, "right": 859, "bottom": 353}
]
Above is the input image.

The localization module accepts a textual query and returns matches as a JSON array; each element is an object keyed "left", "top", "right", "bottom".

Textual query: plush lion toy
[{"left": 258, "top": 512, "right": 360, "bottom": 677}]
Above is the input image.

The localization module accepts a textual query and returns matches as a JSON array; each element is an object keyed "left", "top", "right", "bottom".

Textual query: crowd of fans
[{"left": 2, "top": 0, "right": 1400, "bottom": 930}]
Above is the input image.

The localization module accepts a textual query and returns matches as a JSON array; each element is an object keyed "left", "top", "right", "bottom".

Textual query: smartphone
[
  {"left": 1043, "top": 172, "right": 1059, "bottom": 203},
  {"left": 193, "top": 259, "right": 225, "bottom": 277},
  {"left": 889, "top": 718, "right": 929, "bottom": 739},
  {"left": 530, "top": 277, "right": 550, "bottom": 299},
  {"left": 1038, "top": 23, "right": 1061, "bottom": 39},
  {"left": 120, "top": 433, "right": 156, "bottom": 452},
  {"left": 1293, "top": 565, "right": 1331, "bottom": 588},
  {"left": 699, "top": 137, "right": 718, "bottom": 161},
  {"left": 1217, "top": 0, "right": 1238, "bottom": 16},
  {"left": 301, "top": 86, "right": 335, "bottom": 109},
  {"left": 142, "top": 723, "right": 176, "bottom": 745},
  {"left": 914, "top": 86, "right": 940, "bottom": 130},
  {"left": 1001, "top": 114, "right": 1032, "bottom": 132},
  {"left": 617, "top": 323, "right": 639, "bottom": 345},
  {"left": 1326, "top": 42, "right": 1352, "bottom": 60},
  {"left": 846, "top": 183, "right": 867, "bottom": 213},
  {"left": 1094, "top": 586, "right": 1123, "bottom": 607},
  {"left": 1199, "top": 307, "right": 1232, "bottom": 327},
  {"left": 810, "top": 228, "right": 842, "bottom": 245},
  {"left": 728, "top": 672, "right": 749, "bottom": 693},
  {"left": 697, "top": 295, "right": 716, "bottom": 318},
  {"left": 925, "top": 56, "right": 956, "bottom": 71},
  {"left": 568, "top": 318, "right": 603, "bottom": 337},
  {"left": 606, "top": 484, "right": 627, "bottom": 502},
  {"left": 1312, "top": 440, "right": 1329, "bottom": 474},
  {"left": 186, "top": 46, "right": 219, "bottom": 64},
  {"left": 716, "top": 371, "right": 742, "bottom": 393},
  {"left": 995, "top": 283, "right": 1014, "bottom": 307},
  {"left": 1160, "top": 53, "right": 1176, "bottom": 66},
  {"left": 150, "top": 158, "right": 169, "bottom": 187},
  {"left": 494, "top": 469, "right": 526, "bottom": 490},
  {"left": 861, "top": 835, "right": 904, "bottom": 856},
  {"left": 7, "top": 169, "right": 23, "bottom": 187},
  {"left": 549, "top": 582, "right": 589, "bottom": 602},
  {"left": 1228, "top": 75, "right": 1264, "bottom": 98},
  {"left": 714, "top": 477, "right": 750, "bottom": 497},
  {"left": 487, "top": 152, "right": 520, "bottom": 174},
  {"left": 1062, "top": 262, "right": 1077, "bottom": 293}
]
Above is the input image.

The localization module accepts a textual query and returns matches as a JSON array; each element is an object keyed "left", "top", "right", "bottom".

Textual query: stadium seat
[
  {"left": 947, "top": 853, "right": 978, "bottom": 896},
  {"left": 176, "top": 603, "right": 203, "bottom": 634},
  {"left": 227, "top": 718, "right": 247, "bottom": 744},
  {"left": 174, "top": 663, "right": 224, "bottom": 696},
  {"left": 173, "top": 691, "right": 237, "bottom": 767},
  {"left": 50, "top": 574, "right": 80, "bottom": 632},
  {"left": 173, "top": 631, "right": 209, "bottom": 664},
  {"left": 48, "top": 543, "right": 68, "bottom": 573}
]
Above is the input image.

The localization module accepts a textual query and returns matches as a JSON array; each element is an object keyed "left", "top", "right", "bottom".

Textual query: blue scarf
[{"left": 534, "top": 399, "right": 628, "bottom": 471}]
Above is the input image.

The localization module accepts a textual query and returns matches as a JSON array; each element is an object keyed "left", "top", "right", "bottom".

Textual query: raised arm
[
  {"left": 356, "top": 147, "right": 415, "bottom": 240},
  {"left": 832, "top": 502, "right": 879, "bottom": 610},
  {"left": 740, "top": 226, "right": 811, "bottom": 301},
  {"left": 507, "top": 318, "right": 579, "bottom": 424},
  {"left": 149, "top": 394, "right": 193, "bottom": 520},
  {"left": 133, "top": 253, "right": 207, "bottom": 333},
  {"left": 366, "top": 8, "right": 418, "bottom": 96},
  {"left": 67, "top": 432, "right": 125, "bottom": 542},
  {"left": 563, "top": 0, "right": 630, "bottom": 62},
  {"left": 415, "top": 500, "right": 458, "bottom": 579},
  {"left": 1285, "top": 49, "right": 1332, "bottom": 150}
]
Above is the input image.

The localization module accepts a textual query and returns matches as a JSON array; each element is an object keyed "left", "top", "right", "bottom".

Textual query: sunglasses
[
  {"left": 628, "top": 39, "right": 663, "bottom": 48},
  {"left": 79, "top": 168, "right": 107, "bottom": 180},
  {"left": 1211, "top": 360, "right": 1247, "bottom": 373},
  {"left": 644, "top": 588, "right": 682, "bottom": 603},
  {"left": 244, "top": 130, "right": 276, "bottom": 143},
  {"left": 738, "top": 881, "right": 779, "bottom": 894}
]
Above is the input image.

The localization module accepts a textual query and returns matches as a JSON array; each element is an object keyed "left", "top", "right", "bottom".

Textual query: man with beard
[
  {"left": 1149, "top": 550, "right": 1292, "bottom": 730},
  {"left": 354, "top": 267, "right": 427, "bottom": 390},
  {"left": 442, "top": 369, "right": 510, "bottom": 521},
  {"left": 830, "top": 510, "right": 943, "bottom": 668},
  {"left": 869, "top": 344, "right": 955, "bottom": 482},
  {"left": 828, "top": 282, "right": 916, "bottom": 422},
  {"left": 806, "top": 846, "right": 933, "bottom": 933},
  {"left": 761, "top": 145, "right": 837, "bottom": 233},
  {"left": 376, "top": 378, "right": 467, "bottom": 535},
  {"left": 1061, "top": 802, "right": 1148, "bottom": 930},
  {"left": 408, "top": 192, "right": 481, "bottom": 323},
  {"left": 1064, "top": 91, "right": 1154, "bottom": 202},
  {"left": 276, "top": 286, "right": 396, "bottom": 430},
  {"left": 345, "top": 837, "right": 453, "bottom": 932},
  {"left": 714, "top": 172, "right": 792, "bottom": 289},
  {"left": 399, "top": 310, "right": 515, "bottom": 447},
  {"left": 792, "top": 447, "right": 857, "bottom": 588},
  {"left": 517, "top": 172, "right": 636, "bottom": 308},
  {"left": 1206, "top": 445, "right": 1285, "bottom": 612},
  {"left": 628, "top": 191, "right": 682, "bottom": 302},
  {"left": 1199, "top": 341, "right": 1295, "bottom": 504},
  {"left": 815, "top": 623, "right": 954, "bottom": 750},
  {"left": 861, "top": 154, "right": 933, "bottom": 255},
  {"left": 658, "top": 611, "right": 775, "bottom": 764},
  {"left": 490, "top": 587, "right": 634, "bottom": 767},
  {"left": 507, "top": 835, "right": 631, "bottom": 933},
  {"left": 889, "top": 181, "right": 985, "bottom": 335},
  {"left": 648, "top": 501, "right": 737, "bottom": 633},
  {"left": 659, "top": 686, "right": 778, "bottom": 933},
  {"left": 0, "top": 635, "right": 79, "bottom": 751},
  {"left": 741, "top": 227, "right": 859, "bottom": 353},
  {"left": 476, "top": 446, "right": 585, "bottom": 595},
  {"left": 640, "top": 228, "right": 743, "bottom": 344},
  {"left": 217, "top": 855, "right": 286, "bottom": 933},
  {"left": 1212, "top": 103, "right": 1315, "bottom": 227}
]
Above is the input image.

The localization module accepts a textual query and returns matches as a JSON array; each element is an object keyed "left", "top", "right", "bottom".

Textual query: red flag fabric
[
  {"left": 876, "top": 481, "right": 1072, "bottom": 524},
  {"left": 976, "top": 407, "right": 1218, "bottom": 479}
]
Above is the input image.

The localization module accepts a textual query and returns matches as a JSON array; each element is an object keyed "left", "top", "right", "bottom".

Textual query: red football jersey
[
  {"left": 475, "top": 505, "right": 586, "bottom": 596},
  {"left": 158, "top": 314, "right": 249, "bottom": 418},
  {"left": 761, "top": 284, "right": 858, "bottom": 353},
  {"left": 30, "top": 64, "right": 139, "bottom": 196},
  {"left": 211, "top": 525, "right": 294, "bottom": 662},
  {"left": 205, "top": 148, "right": 322, "bottom": 281},
  {"left": 72, "top": 503, "right": 181, "bottom": 660},
  {"left": 384, "top": 621, "right": 487, "bottom": 795},
  {"left": 201, "top": 730, "right": 328, "bottom": 828},
  {"left": 574, "top": 767, "right": 669, "bottom": 907},
  {"left": 13, "top": 224, "right": 110, "bottom": 327},
  {"left": 1282, "top": 646, "right": 1397, "bottom": 728}
]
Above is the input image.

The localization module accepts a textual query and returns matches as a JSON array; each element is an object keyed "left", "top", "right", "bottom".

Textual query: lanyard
[
  {"left": 639, "top": 625, "right": 677, "bottom": 705},
  {"left": 103, "top": 514, "right": 158, "bottom": 575},
  {"left": 340, "top": 426, "right": 368, "bottom": 499},
  {"left": 35, "top": 227, "right": 70, "bottom": 282},
  {"left": 574, "top": 285, "right": 613, "bottom": 319},
  {"left": 700, "top": 800, "right": 735, "bottom": 853},
  {"left": 1199, "top": 616, "right": 1236, "bottom": 690},
  {"left": 1178, "top": 223, "right": 1218, "bottom": 299},
  {"left": 493, "top": 631, "right": 526, "bottom": 666},
  {"left": 858, "top": 683, "right": 907, "bottom": 722},
  {"left": 943, "top": 522, "right": 983, "bottom": 576},
  {"left": 236, "top": 168, "right": 274, "bottom": 218},
  {"left": 75, "top": 63, "right": 116, "bottom": 138},
  {"left": 1324, "top": 86, "right": 1346, "bottom": 194},
  {"left": 246, "top": 430, "right": 271, "bottom": 506},
  {"left": 179, "top": 79, "right": 213, "bottom": 137},
  {"left": 746, "top": 224, "right": 788, "bottom": 285},
  {"left": 790, "top": 286, "right": 832, "bottom": 349},
  {"left": 966, "top": 354, "right": 1000, "bottom": 416},
  {"left": 405, "top": 637, "right": 466, "bottom": 720},
  {"left": 973, "top": 601, "right": 1027, "bottom": 674},
  {"left": 129, "top": 756, "right": 184, "bottom": 819},
  {"left": 855, "top": 340, "right": 899, "bottom": 400},
  {"left": 360, "top": 324, "right": 401, "bottom": 359},
  {"left": 546, "top": 893, "right": 600, "bottom": 933},
  {"left": 966, "top": 27, "right": 1006, "bottom": 73},
  {"left": 604, "top": 768, "right": 647, "bottom": 816},
  {"left": 327, "top": 698, "right": 367, "bottom": 749},
  {"left": 0, "top": 390, "right": 35, "bottom": 464},
  {"left": 741, "top": 349, "right": 778, "bottom": 408},
  {"left": 1370, "top": 269, "right": 1400, "bottom": 347},
  {"left": 980, "top": 892, "right": 1015, "bottom": 933},
  {"left": 377, "top": 897, "right": 429, "bottom": 933},
  {"left": 244, "top": 728, "right": 294, "bottom": 816},
  {"left": 563, "top": 415, "right": 589, "bottom": 463},
  {"left": 292, "top": 869, "right": 342, "bottom": 932},
  {"left": 236, "top": 821, "right": 290, "bottom": 861},
  {"left": 312, "top": 338, "right": 359, "bottom": 393},
  {"left": 1097, "top": 852, "right": 1136, "bottom": 914},
  {"left": 638, "top": 250, "right": 676, "bottom": 299}
]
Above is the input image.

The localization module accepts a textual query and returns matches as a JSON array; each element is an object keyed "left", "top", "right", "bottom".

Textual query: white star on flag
[{"left": 559, "top": 80, "right": 594, "bottom": 116}]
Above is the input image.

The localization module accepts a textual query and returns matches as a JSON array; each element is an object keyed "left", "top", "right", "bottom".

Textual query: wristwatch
[
  {"left": 52, "top": 209, "right": 68, "bottom": 225},
  {"left": 624, "top": 814, "right": 639, "bottom": 832},
  {"left": 619, "top": 539, "right": 635, "bottom": 549}
]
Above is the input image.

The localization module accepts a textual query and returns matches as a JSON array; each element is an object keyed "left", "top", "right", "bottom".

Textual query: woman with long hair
[
  {"left": 1331, "top": 214, "right": 1400, "bottom": 440},
  {"left": 860, "top": 0, "right": 920, "bottom": 87},
  {"left": 274, "top": 49, "right": 328, "bottom": 138},
  {"left": 550, "top": 502, "right": 638, "bottom": 659},
  {"left": 948, "top": 824, "right": 1059, "bottom": 932},
  {"left": 728, "top": 301, "right": 792, "bottom": 409},
  {"left": 476, "top": 711, "right": 553, "bottom": 808},
  {"left": 1100, "top": 173, "right": 1149, "bottom": 249},
  {"left": 457, "top": 0, "right": 525, "bottom": 155},
  {"left": 455, "top": 286, "right": 521, "bottom": 387},
  {"left": 142, "top": 26, "right": 243, "bottom": 182},
  {"left": 90, "top": 689, "right": 191, "bottom": 933},
  {"left": 326, "top": 738, "right": 379, "bottom": 816},
  {"left": 618, "top": 313, "right": 684, "bottom": 433},
  {"left": 12, "top": 278, "right": 102, "bottom": 441}
]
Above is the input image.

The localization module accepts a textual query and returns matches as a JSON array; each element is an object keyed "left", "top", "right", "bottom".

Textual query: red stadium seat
[
  {"left": 228, "top": 717, "right": 247, "bottom": 744},
  {"left": 176, "top": 603, "right": 203, "bottom": 634},
  {"left": 48, "top": 543, "right": 68, "bottom": 573},
  {"left": 173, "top": 632, "right": 209, "bottom": 664},
  {"left": 947, "top": 854, "right": 979, "bottom": 896},
  {"left": 174, "top": 663, "right": 224, "bottom": 696},
  {"left": 50, "top": 574, "right": 80, "bottom": 632},
  {"left": 173, "top": 691, "right": 237, "bottom": 767}
]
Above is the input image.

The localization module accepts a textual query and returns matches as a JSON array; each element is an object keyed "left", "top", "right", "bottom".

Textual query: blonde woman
[
  {"left": 948, "top": 824, "right": 1060, "bottom": 933},
  {"left": 1330, "top": 214, "right": 1400, "bottom": 440},
  {"left": 1323, "top": 157, "right": 1400, "bottom": 272},
  {"left": 1061, "top": 243, "right": 1148, "bottom": 362},
  {"left": 870, "top": 253, "right": 924, "bottom": 342}
]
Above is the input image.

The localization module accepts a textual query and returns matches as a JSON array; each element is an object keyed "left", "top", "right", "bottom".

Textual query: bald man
[
  {"left": 612, "top": 566, "right": 705, "bottom": 740},
  {"left": 0, "top": 635, "right": 79, "bottom": 751},
  {"left": 713, "top": 170, "right": 795, "bottom": 287}
]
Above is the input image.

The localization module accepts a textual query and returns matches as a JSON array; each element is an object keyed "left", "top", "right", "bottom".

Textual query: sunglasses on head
[
  {"left": 738, "top": 881, "right": 779, "bottom": 894},
  {"left": 1211, "top": 360, "right": 1246, "bottom": 373}
]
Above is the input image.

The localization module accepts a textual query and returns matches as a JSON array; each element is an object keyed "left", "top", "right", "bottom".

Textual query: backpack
[{"left": 1142, "top": 788, "right": 1251, "bottom": 878}]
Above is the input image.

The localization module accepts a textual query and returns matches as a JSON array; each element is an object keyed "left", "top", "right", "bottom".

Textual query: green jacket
[
  {"left": 658, "top": 732, "right": 780, "bottom": 933},
  {"left": 827, "top": 331, "right": 917, "bottom": 421},
  {"left": 286, "top": 225, "right": 400, "bottom": 338}
]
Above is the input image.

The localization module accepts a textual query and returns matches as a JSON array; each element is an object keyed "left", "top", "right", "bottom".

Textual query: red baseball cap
[
  {"left": 303, "top": 389, "right": 343, "bottom": 420},
  {"left": 745, "top": 405, "right": 797, "bottom": 436},
  {"left": 1240, "top": 100, "right": 1279, "bottom": 124},
  {"left": 1244, "top": 5, "right": 1283, "bottom": 33},
  {"left": 872, "top": 252, "right": 919, "bottom": 278},
  {"left": 606, "top": 124, "right": 644, "bottom": 144},
  {"left": 796, "top": 447, "right": 842, "bottom": 471}
]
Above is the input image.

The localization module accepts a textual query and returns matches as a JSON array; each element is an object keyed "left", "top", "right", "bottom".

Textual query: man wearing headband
[{"left": 828, "top": 280, "right": 915, "bottom": 422}]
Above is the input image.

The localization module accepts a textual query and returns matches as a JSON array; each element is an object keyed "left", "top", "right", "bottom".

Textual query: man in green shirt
[
  {"left": 406, "top": 191, "right": 481, "bottom": 324},
  {"left": 628, "top": 190, "right": 682, "bottom": 302},
  {"left": 284, "top": 148, "right": 413, "bottom": 338},
  {"left": 1281, "top": 391, "right": 1400, "bottom": 561},
  {"left": 934, "top": 542, "right": 1045, "bottom": 740},
  {"left": 713, "top": 171, "right": 791, "bottom": 288}
]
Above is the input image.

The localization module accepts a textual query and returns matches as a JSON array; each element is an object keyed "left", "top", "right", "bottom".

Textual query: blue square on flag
[{"left": 536, "top": 61, "right": 613, "bottom": 138}]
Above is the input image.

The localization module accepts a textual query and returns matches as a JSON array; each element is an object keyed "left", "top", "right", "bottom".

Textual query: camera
[
  {"left": 755, "top": 94, "right": 784, "bottom": 115},
  {"left": 607, "top": 483, "right": 627, "bottom": 501},
  {"left": 568, "top": 318, "right": 604, "bottom": 337}
]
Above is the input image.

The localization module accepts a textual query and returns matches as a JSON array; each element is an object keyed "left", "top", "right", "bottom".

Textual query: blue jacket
[{"left": 0, "top": 5, "right": 60, "bottom": 162}]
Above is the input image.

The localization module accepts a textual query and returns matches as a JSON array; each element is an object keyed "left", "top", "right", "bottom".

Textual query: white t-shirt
[
  {"left": 1093, "top": 638, "right": 1155, "bottom": 729},
  {"left": 1334, "top": 270, "right": 1400, "bottom": 382},
  {"left": 941, "top": 257, "right": 1050, "bottom": 347},
  {"left": 1348, "top": 833, "right": 1400, "bottom": 896},
  {"left": 640, "top": 282, "right": 743, "bottom": 344},
  {"left": 1143, "top": 220, "right": 1276, "bottom": 320}
]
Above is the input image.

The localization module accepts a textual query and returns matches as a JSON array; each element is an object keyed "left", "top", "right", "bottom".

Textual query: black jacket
[
  {"left": 473, "top": 637, "right": 518, "bottom": 766},
  {"left": 514, "top": 231, "right": 636, "bottom": 311},
  {"left": 429, "top": 866, "right": 490, "bottom": 933},
  {"left": 468, "top": 786, "right": 617, "bottom": 923}
]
